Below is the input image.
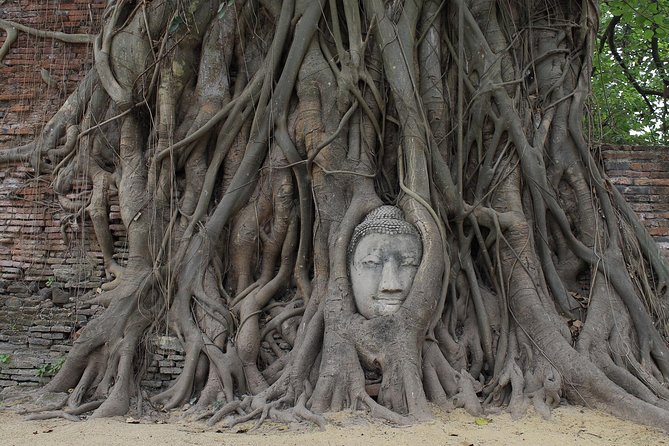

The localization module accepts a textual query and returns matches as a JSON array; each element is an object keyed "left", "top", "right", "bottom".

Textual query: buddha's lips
[{"left": 375, "top": 296, "right": 404, "bottom": 303}]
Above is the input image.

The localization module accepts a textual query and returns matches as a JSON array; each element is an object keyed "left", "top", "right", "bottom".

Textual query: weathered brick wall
[
  {"left": 0, "top": 162, "right": 114, "bottom": 388},
  {"left": 0, "top": 162, "right": 184, "bottom": 390},
  {"left": 601, "top": 145, "right": 669, "bottom": 254},
  {"left": 0, "top": 0, "right": 185, "bottom": 390},
  {"left": 0, "top": 0, "right": 103, "bottom": 147}
]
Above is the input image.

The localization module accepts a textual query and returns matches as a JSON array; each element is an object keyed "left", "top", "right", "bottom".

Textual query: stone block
[
  {"left": 4, "top": 357, "right": 41, "bottom": 369},
  {"left": 28, "top": 337, "right": 51, "bottom": 347},
  {"left": 12, "top": 375, "right": 40, "bottom": 382},
  {"left": 3, "top": 297, "right": 21, "bottom": 309},
  {"left": 7, "top": 368, "right": 37, "bottom": 376},
  {"left": 41, "top": 333, "right": 65, "bottom": 340},
  {"left": 5, "top": 336, "right": 26, "bottom": 345},
  {"left": 50, "top": 345, "right": 72, "bottom": 353},
  {"left": 154, "top": 336, "right": 183, "bottom": 352},
  {"left": 51, "top": 288, "right": 70, "bottom": 305}
]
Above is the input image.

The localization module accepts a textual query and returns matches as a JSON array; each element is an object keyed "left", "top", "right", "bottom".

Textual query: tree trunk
[{"left": 2, "top": 0, "right": 669, "bottom": 430}]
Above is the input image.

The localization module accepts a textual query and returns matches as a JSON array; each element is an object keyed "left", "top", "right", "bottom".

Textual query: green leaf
[{"left": 35, "top": 357, "right": 65, "bottom": 377}]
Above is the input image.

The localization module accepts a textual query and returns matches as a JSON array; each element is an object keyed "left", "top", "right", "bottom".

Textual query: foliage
[
  {"left": 0, "top": 354, "right": 10, "bottom": 365},
  {"left": 592, "top": 0, "right": 669, "bottom": 144},
  {"left": 36, "top": 358, "right": 65, "bottom": 378}
]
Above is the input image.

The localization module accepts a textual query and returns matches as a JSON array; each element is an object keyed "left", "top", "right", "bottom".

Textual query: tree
[
  {"left": 1, "top": 0, "right": 669, "bottom": 430},
  {"left": 593, "top": 0, "right": 669, "bottom": 144}
]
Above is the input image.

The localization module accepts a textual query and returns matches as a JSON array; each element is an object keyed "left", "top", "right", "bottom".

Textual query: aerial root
[
  {"left": 99, "top": 273, "right": 125, "bottom": 292},
  {"left": 422, "top": 341, "right": 483, "bottom": 415},
  {"left": 451, "top": 370, "right": 484, "bottom": 416},
  {"left": 182, "top": 373, "right": 224, "bottom": 418},
  {"left": 151, "top": 343, "right": 203, "bottom": 411},
  {"left": 239, "top": 394, "right": 323, "bottom": 431},
  {"left": 206, "top": 398, "right": 247, "bottom": 426},
  {"left": 527, "top": 388, "right": 556, "bottom": 420},
  {"left": 204, "top": 386, "right": 326, "bottom": 431},
  {"left": 25, "top": 411, "right": 81, "bottom": 422},
  {"left": 249, "top": 405, "right": 271, "bottom": 432},
  {"left": 225, "top": 406, "right": 264, "bottom": 429},
  {"left": 293, "top": 393, "right": 326, "bottom": 430},
  {"left": 24, "top": 400, "right": 104, "bottom": 421},
  {"left": 361, "top": 394, "right": 411, "bottom": 425},
  {"left": 487, "top": 355, "right": 529, "bottom": 420}
]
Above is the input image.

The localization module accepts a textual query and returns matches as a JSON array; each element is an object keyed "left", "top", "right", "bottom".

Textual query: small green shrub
[{"left": 36, "top": 357, "right": 65, "bottom": 377}]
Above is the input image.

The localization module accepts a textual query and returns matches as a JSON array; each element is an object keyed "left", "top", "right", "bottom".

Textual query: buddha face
[{"left": 350, "top": 232, "right": 422, "bottom": 319}]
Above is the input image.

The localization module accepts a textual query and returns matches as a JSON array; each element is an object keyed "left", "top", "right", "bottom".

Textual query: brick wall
[
  {"left": 0, "top": 162, "right": 186, "bottom": 390},
  {"left": 600, "top": 145, "right": 669, "bottom": 254},
  {"left": 0, "top": 0, "right": 185, "bottom": 390},
  {"left": 0, "top": 0, "right": 103, "bottom": 147}
]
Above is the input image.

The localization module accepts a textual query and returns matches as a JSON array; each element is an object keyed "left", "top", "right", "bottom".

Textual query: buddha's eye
[
  {"left": 401, "top": 258, "right": 419, "bottom": 267},
  {"left": 361, "top": 257, "right": 381, "bottom": 267}
]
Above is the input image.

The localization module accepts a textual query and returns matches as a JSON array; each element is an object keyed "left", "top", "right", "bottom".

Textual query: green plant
[
  {"left": 593, "top": 0, "right": 669, "bottom": 143},
  {"left": 45, "top": 277, "right": 55, "bottom": 287},
  {"left": 36, "top": 357, "right": 65, "bottom": 377},
  {"left": 0, "top": 354, "right": 10, "bottom": 364}
]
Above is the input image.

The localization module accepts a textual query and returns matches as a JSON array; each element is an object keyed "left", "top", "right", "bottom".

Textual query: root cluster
[{"left": 2, "top": 0, "right": 668, "bottom": 432}]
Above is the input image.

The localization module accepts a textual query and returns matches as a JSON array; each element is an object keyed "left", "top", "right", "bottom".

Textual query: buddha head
[{"left": 348, "top": 206, "right": 423, "bottom": 319}]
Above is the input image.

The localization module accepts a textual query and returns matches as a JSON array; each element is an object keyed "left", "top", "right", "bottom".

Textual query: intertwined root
[{"left": 2, "top": 0, "right": 669, "bottom": 432}]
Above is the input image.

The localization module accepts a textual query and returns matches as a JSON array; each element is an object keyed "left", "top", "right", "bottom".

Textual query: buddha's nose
[{"left": 379, "top": 259, "right": 402, "bottom": 293}]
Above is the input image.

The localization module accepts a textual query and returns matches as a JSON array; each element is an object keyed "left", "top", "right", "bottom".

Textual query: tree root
[
  {"left": 23, "top": 400, "right": 104, "bottom": 421},
  {"left": 6, "top": 0, "right": 669, "bottom": 434}
]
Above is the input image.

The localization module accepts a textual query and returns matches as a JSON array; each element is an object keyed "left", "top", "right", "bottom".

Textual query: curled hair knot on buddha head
[{"left": 348, "top": 205, "right": 422, "bottom": 259}]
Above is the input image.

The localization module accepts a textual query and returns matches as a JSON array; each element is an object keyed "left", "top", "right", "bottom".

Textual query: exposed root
[
  {"left": 3, "top": 0, "right": 669, "bottom": 433},
  {"left": 25, "top": 411, "right": 81, "bottom": 422}
]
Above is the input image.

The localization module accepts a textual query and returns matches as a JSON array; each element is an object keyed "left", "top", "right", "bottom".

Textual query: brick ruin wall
[
  {"left": 602, "top": 146, "right": 669, "bottom": 253},
  {"left": 0, "top": 0, "right": 102, "bottom": 147},
  {"left": 0, "top": 1, "right": 668, "bottom": 391},
  {"left": 0, "top": 0, "right": 183, "bottom": 390}
]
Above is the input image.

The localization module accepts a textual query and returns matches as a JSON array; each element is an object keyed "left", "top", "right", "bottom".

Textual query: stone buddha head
[{"left": 348, "top": 206, "right": 423, "bottom": 319}]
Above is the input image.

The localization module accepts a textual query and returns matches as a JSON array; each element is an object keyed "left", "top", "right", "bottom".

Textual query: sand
[{"left": 0, "top": 405, "right": 666, "bottom": 446}]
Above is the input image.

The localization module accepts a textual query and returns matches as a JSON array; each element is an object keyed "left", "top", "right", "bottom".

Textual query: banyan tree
[{"left": 2, "top": 0, "right": 669, "bottom": 430}]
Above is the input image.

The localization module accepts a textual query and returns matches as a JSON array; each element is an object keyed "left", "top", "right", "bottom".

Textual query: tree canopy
[{"left": 593, "top": 0, "right": 669, "bottom": 144}]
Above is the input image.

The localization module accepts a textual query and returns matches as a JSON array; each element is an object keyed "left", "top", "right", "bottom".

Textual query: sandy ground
[{"left": 0, "top": 405, "right": 666, "bottom": 446}]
